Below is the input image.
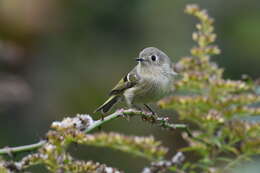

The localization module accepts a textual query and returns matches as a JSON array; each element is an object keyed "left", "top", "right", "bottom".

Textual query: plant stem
[
  {"left": 86, "top": 109, "right": 188, "bottom": 133},
  {"left": 0, "top": 109, "right": 187, "bottom": 155},
  {"left": 84, "top": 110, "right": 122, "bottom": 133},
  {"left": 0, "top": 140, "right": 46, "bottom": 155}
]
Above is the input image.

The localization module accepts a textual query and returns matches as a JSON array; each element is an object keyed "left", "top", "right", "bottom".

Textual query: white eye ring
[{"left": 151, "top": 55, "right": 157, "bottom": 61}]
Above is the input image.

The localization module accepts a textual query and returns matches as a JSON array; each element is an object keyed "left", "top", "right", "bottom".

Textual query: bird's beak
[{"left": 136, "top": 58, "right": 144, "bottom": 62}]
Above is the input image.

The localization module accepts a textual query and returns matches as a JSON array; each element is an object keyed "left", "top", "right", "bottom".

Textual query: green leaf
[{"left": 216, "top": 157, "right": 234, "bottom": 163}]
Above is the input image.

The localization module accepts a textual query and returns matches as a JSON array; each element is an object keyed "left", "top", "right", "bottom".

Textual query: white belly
[{"left": 123, "top": 76, "right": 172, "bottom": 105}]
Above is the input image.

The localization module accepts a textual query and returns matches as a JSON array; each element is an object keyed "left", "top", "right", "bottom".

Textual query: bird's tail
[{"left": 94, "top": 95, "right": 120, "bottom": 114}]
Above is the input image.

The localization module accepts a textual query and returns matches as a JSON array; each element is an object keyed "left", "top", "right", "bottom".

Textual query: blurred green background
[{"left": 0, "top": 0, "right": 260, "bottom": 172}]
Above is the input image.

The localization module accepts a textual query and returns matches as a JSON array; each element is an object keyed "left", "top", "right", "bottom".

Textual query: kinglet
[{"left": 95, "top": 47, "right": 178, "bottom": 114}]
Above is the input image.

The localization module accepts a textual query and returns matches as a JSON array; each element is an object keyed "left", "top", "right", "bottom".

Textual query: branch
[
  {"left": 0, "top": 140, "right": 46, "bottom": 155},
  {"left": 0, "top": 109, "right": 187, "bottom": 155},
  {"left": 86, "top": 109, "right": 188, "bottom": 133}
]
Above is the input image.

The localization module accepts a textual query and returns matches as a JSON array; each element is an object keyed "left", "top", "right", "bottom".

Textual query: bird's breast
[{"left": 125, "top": 75, "right": 172, "bottom": 103}]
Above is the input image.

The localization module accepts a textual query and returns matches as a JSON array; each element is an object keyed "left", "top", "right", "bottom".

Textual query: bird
[{"left": 94, "top": 47, "right": 178, "bottom": 114}]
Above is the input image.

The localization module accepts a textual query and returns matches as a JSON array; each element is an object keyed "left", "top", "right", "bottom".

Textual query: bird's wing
[{"left": 109, "top": 68, "right": 139, "bottom": 96}]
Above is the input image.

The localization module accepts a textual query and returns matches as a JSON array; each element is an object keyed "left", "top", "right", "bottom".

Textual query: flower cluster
[
  {"left": 79, "top": 132, "right": 168, "bottom": 160},
  {"left": 2, "top": 152, "right": 123, "bottom": 173},
  {"left": 0, "top": 160, "right": 8, "bottom": 173},
  {"left": 37, "top": 112, "right": 169, "bottom": 172},
  {"left": 142, "top": 152, "right": 185, "bottom": 173},
  {"left": 1, "top": 108, "right": 189, "bottom": 172},
  {"left": 46, "top": 129, "right": 168, "bottom": 161},
  {"left": 185, "top": 4, "right": 220, "bottom": 58},
  {"left": 158, "top": 4, "right": 260, "bottom": 172},
  {"left": 226, "top": 119, "right": 260, "bottom": 153},
  {"left": 51, "top": 114, "right": 94, "bottom": 131}
]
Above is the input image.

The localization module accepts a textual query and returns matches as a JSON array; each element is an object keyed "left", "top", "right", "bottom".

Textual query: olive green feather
[{"left": 95, "top": 69, "right": 139, "bottom": 113}]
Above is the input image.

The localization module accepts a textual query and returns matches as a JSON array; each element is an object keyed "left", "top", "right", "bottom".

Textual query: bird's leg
[
  {"left": 100, "top": 113, "right": 105, "bottom": 121},
  {"left": 99, "top": 115, "right": 103, "bottom": 129},
  {"left": 144, "top": 104, "right": 156, "bottom": 115}
]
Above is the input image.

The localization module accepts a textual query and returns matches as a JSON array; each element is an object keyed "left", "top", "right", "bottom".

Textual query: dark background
[{"left": 0, "top": 0, "right": 260, "bottom": 172}]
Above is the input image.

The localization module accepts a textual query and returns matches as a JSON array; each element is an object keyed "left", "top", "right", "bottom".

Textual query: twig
[
  {"left": 0, "top": 140, "right": 46, "bottom": 155},
  {"left": 84, "top": 109, "right": 125, "bottom": 133},
  {"left": 0, "top": 109, "right": 188, "bottom": 155},
  {"left": 86, "top": 109, "right": 188, "bottom": 133}
]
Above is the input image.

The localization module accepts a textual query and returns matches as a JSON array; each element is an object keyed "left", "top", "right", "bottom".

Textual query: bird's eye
[{"left": 151, "top": 55, "right": 157, "bottom": 61}]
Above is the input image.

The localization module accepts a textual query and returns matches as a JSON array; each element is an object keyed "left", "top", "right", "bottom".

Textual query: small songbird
[{"left": 95, "top": 47, "right": 178, "bottom": 114}]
